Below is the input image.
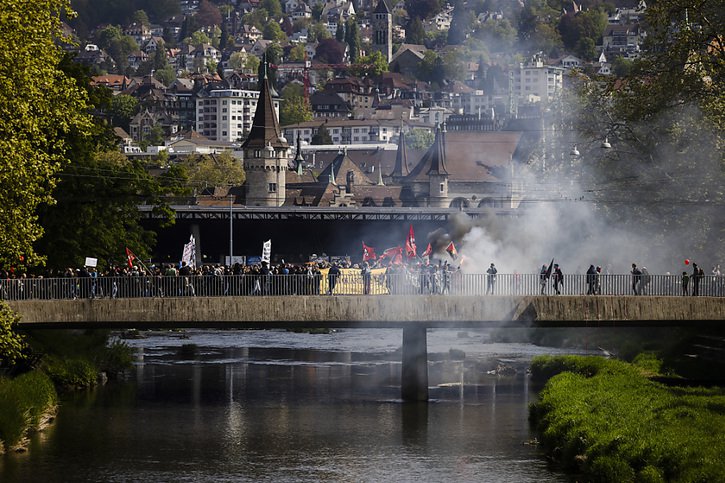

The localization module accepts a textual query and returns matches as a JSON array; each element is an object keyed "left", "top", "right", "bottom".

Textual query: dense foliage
[
  {"left": 530, "top": 355, "right": 725, "bottom": 482},
  {"left": 0, "top": 303, "right": 28, "bottom": 369},
  {"left": 0, "top": 0, "right": 93, "bottom": 268}
]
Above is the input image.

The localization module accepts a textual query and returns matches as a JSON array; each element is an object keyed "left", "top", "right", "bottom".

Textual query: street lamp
[{"left": 229, "top": 193, "right": 233, "bottom": 266}]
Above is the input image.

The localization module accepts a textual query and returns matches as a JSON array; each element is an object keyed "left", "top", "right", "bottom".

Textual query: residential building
[
  {"left": 512, "top": 54, "right": 564, "bottom": 105},
  {"left": 196, "top": 86, "right": 279, "bottom": 142}
]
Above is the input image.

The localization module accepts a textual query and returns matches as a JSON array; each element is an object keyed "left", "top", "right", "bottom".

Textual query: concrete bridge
[{"left": 8, "top": 295, "right": 725, "bottom": 401}]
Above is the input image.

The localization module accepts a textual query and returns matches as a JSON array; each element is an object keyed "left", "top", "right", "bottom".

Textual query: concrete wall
[{"left": 7, "top": 295, "right": 725, "bottom": 329}]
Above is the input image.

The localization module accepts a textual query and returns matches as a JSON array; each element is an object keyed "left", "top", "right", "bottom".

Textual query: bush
[{"left": 42, "top": 356, "right": 97, "bottom": 388}]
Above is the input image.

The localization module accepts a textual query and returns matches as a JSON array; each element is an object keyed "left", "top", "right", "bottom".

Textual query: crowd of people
[{"left": 1, "top": 258, "right": 723, "bottom": 300}]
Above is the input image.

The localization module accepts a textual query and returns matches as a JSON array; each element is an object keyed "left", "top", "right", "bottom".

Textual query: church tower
[
  {"left": 372, "top": 0, "right": 392, "bottom": 63},
  {"left": 242, "top": 59, "right": 290, "bottom": 207},
  {"left": 426, "top": 123, "right": 449, "bottom": 208}
]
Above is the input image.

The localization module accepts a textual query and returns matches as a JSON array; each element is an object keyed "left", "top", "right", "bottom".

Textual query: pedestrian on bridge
[
  {"left": 631, "top": 263, "right": 642, "bottom": 295},
  {"left": 486, "top": 263, "right": 497, "bottom": 294},
  {"left": 552, "top": 264, "right": 563, "bottom": 295}
]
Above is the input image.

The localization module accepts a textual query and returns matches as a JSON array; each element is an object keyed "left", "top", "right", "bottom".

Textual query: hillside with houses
[{"left": 63, "top": 0, "right": 651, "bottom": 209}]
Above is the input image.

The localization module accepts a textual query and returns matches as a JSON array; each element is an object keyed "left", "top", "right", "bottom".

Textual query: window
[
  {"left": 268, "top": 183, "right": 277, "bottom": 193},
  {"left": 440, "top": 183, "right": 445, "bottom": 193}
]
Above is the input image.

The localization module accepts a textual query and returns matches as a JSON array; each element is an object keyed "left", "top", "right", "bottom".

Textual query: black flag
[{"left": 545, "top": 258, "right": 554, "bottom": 279}]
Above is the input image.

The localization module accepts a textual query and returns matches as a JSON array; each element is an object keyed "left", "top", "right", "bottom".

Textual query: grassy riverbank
[
  {"left": 0, "top": 371, "right": 57, "bottom": 454},
  {"left": 0, "top": 301, "right": 134, "bottom": 453},
  {"left": 529, "top": 355, "right": 725, "bottom": 482}
]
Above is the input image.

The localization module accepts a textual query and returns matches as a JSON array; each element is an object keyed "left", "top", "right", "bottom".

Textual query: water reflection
[{"left": 1, "top": 329, "right": 568, "bottom": 482}]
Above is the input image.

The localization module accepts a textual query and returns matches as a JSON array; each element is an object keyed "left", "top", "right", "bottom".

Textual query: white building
[
  {"left": 195, "top": 88, "right": 280, "bottom": 142},
  {"left": 512, "top": 54, "right": 564, "bottom": 105}
]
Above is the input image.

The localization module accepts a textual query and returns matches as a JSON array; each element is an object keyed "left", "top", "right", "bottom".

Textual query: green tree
[
  {"left": 264, "top": 21, "right": 286, "bottom": 42},
  {"left": 447, "top": 0, "right": 474, "bottom": 45},
  {"left": 154, "top": 66, "right": 176, "bottom": 86},
  {"left": 406, "top": 17, "right": 427, "bottom": 44},
  {"left": 188, "top": 30, "right": 211, "bottom": 48},
  {"left": 344, "top": 18, "right": 361, "bottom": 63},
  {"left": 311, "top": 125, "right": 332, "bottom": 144},
  {"left": 351, "top": 50, "right": 389, "bottom": 77},
  {"left": 289, "top": 43, "right": 306, "bottom": 62},
  {"left": 405, "top": 0, "right": 442, "bottom": 20},
  {"left": 38, "top": 150, "right": 174, "bottom": 270},
  {"left": 243, "top": 8, "right": 269, "bottom": 31},
  {"left": 132, "top": 9, "right": 150, "bottom": 27},
  {"left": 180, "top": 151, "right": 246, "bottom": 189},
  {"left": 108, "top": 94, "right": 139, "bottom": 131},
  {"left": 0, "top": 302, "right": 27, "bottom": 369},
  {"left": 244, "top": 54, "right": 260, "bottom": 74},
  {"left": 280, "top": 84, "right": 313, "bottom": 125},
  {"left": 261, "top": 0, "right": 283, "bottom": 19},
  {"left": 405, "top": 128, "right": 435, "bottom": 150},
  {"left": 309, "top": 21, "right": 332, "bottom": 42},
  {"left": 0, "top": 1, "right": 93, "bottom": 267}
]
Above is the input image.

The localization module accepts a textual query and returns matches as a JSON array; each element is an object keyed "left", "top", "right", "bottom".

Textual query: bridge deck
[{"left": 8, "top": 295, "right": 725, "bottom": 330}]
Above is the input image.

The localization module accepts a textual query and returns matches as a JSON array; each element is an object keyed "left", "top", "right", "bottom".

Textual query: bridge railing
[{"left": 1, "top": 273, "right": 723, "bottom": 301}]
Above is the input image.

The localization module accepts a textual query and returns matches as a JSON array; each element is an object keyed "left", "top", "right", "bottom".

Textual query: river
[{"left": 1, "top": 329, "right": 578, "bottom": 482}]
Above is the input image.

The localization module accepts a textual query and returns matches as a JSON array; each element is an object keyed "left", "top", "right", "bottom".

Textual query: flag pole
[{"left": 229, "top": 194, "right": 234, "bottom": 265}]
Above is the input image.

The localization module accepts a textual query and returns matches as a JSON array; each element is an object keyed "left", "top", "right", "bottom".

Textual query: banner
[
  {"left": 181, "top": 235, "right": 196, "bottom": 268},
  {"left": 318, "top": 268, "right": 388, "bottom": 295},
  {"left": 445, "top": 241, "right": 458, "bottom": 260},
  {"left": 422, "top": 243, "right": 432, "bottom": 258},
  {"left": 362, "top": 242, "right": 377, "bottom": 261},
  {"left": 125, "top": 247, "right": 137, "bottom": 268},
  {"left": 379, "top": 246, "right": 403, "bottom": 265},
  {"left": 405, "top": 224, "right": 417, "bottom": 259},
  {"left": 262, "top": 239, "right": 272, "bottom": 264},
  {"left": 84, "top": 257, "right": 97, "bottom": 268}
]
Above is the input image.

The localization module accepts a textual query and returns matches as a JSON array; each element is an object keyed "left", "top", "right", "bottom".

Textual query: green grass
[
  {"left": 530, "top": 355, "right": 725, "bottom": 482},
  {"left": 0, "top": 371, "right": 57, "bottom": 450}
]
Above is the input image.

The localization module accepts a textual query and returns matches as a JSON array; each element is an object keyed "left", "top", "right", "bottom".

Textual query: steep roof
[
  {"left": 389, "top": 130, "right": 410, "bottom": 178},
  {"left": 374, "top": 0, "right": 390, "bottom": 14},
  {"left": 317, "top": 149, "right": 374, "bottom": 186},
  {"left": 241, "top": 63, "right": 288, "bottom": 150},
  {"left": 405, "top": 125, "right": 448, "bottom": 181}
]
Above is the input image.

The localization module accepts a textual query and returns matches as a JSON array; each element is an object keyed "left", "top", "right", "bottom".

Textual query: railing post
[{"left": 401, "top": 326, "right": 428, "bottom": 402}]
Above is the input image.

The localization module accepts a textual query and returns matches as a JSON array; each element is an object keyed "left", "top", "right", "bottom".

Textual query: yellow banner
[{"left": 318, "top": 268, "right": 389, "bottom": 295}]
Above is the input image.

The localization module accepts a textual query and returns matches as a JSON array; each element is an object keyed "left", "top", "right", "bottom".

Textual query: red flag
[
  {"left": 422, "top": 243, "right": 432, "bottom": 258},
  {"left": 405, "top": 224, "right": 417, "bottom": 259},
  {"left": 362, "top": 242, "right": 377, "bottom": 261},
  {"left": 125, "top": 247, "right": 137, "bottom": 268},
  {"left": 445, "top": 241, "right": 458, "bottom": 260},
  {"left": 379, "top": 246, "right": 403, "bottom": 264}
]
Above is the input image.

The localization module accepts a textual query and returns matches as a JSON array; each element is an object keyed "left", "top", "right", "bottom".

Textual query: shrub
[{"left": 42, "top": 356, "right": 97, "bottom": 388}]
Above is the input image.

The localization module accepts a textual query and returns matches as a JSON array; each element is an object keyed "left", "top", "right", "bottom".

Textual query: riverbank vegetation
[
  {"left": 0, "top": 371, "right": 57, "bottom": 454},
  {"left": 529, "top": 355, "right": 725, "bottom": 482},
  {"left": 0, "top": 301, "right": 133, "bottom": 453}
]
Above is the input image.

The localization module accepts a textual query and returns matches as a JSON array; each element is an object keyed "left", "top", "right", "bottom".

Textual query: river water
[{"left": 1, "top": 329, "right": 577, "bottom": 482}]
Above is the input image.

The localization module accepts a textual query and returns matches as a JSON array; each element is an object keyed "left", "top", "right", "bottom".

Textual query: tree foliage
[
  {"left": 405, "top": 0, "right": 442, "bottom": 20},
  {"left": 195, "top": 0, "right": 222, "bottom": 27},
  {"left": 564, "top": 0, "right": 725, "bottom": 263},
  {"left": 351, "top": 50, "right": 389, "bottom": 77},
  {"left": 312, "top": 125, "right": 332, "bottom": 145},
  {"left": 0, "top": 302, "right": 28, "bottom": 369},
  {"left": 179, "top": 151, "right": 246, "bottom": 189},
  {"left": 280, "top": 84, "right": 313, "bottom": 126},
  {"left": 0, "top": 1, "right": 93, "bottom": 268},
  {"left": 315, "top": 39, "right": 346, "bottom": 64}
]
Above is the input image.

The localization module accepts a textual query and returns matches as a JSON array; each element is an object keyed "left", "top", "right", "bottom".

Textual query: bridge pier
[{"left": 401, "top": 326, "right": 429, "bottom": 402}]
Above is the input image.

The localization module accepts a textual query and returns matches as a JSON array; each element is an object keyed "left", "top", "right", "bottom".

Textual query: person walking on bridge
[
  {"left": 486, "top": 263, "right": 497, "bottom": 294},
  {"left": 552, "top": 264, "right": 563, "bottom": 295},
  {"left": 631, "top": 263, "right": 642, "bottom": 295}
]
